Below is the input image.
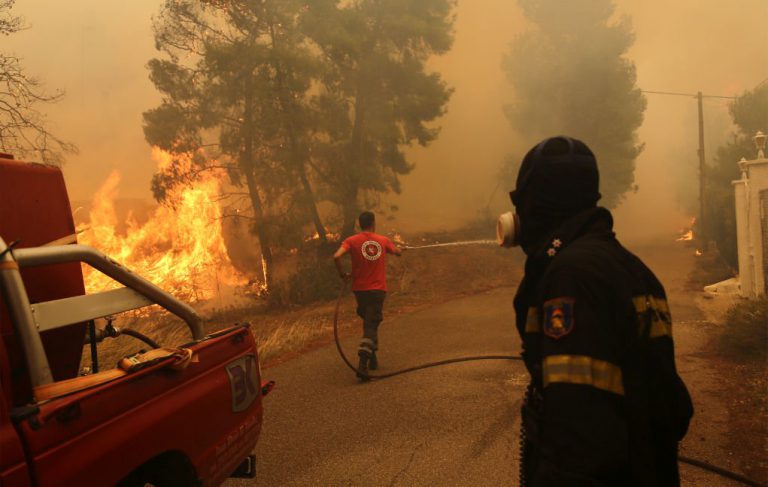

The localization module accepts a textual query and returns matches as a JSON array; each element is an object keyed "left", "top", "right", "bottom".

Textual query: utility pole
[
  {"left": 697, "top": 91, "right": 707, "bottom": 248},
  {"left": 641, "top": 89, "right": 736, "bottom": 248}
]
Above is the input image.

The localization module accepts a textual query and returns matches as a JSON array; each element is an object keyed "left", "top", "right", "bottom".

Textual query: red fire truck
[{"left": 0, "top": 154, "right": 272, "bottom": 486}]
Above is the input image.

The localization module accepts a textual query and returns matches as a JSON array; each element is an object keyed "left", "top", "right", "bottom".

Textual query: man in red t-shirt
[{"left": 333, "top": 211, "right": 403, "bottom": 379}]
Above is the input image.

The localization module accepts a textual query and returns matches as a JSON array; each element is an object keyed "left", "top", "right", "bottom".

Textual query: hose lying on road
[
  {"left": 332, "top": 284, "right": 767, "bottom": 487},
  {"left": 677, "top": 455, "right": 765, "bottom": 487},
  {"left": 332, "top": 282, "right": 522, "bottom": 381}
]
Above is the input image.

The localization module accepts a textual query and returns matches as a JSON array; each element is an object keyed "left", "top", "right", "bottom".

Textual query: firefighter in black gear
[{"left": 510, "top": 136, "right": 693, "bottom": 486}]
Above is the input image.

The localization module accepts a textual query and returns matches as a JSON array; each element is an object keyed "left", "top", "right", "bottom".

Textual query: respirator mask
[
  {"left": 496, "top": 136, "right": 600, "bottom": 251},
  {"left": 496, "top": 211, "right": 521, "bottom": 248},
  {"left": 497, "top": 189, "right": 522, "bottom": 248}
]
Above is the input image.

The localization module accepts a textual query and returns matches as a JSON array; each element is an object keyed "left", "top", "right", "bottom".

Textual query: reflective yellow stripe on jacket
[
  {"left": 542, "top": 355, "right": 625, "bottom": 396},
  {"left": 525, "top": 307, "right": 540, "bottom": 333}
]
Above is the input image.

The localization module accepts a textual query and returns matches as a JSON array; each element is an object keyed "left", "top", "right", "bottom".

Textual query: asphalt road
[
  {"left": 228, "top": 242, "right": 754, "bottom": 486},
  {"left": 229, "top": 287, "right": 527, "bottom": 486}
]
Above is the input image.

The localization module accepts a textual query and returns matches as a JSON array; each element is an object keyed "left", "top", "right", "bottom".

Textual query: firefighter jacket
[{"left": 514, "top": 207, "right": 693, "bottom": 486}]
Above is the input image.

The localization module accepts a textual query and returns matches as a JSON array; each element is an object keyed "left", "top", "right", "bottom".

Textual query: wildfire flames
[
  {"left": 304, "top": 231, "right": 341, "bottom": 242},
  {"left": 675, "top": 217, "right": 703, "bottom": 256},
  {"left": 676, "top": 217, "right": 696, "bottom": 242},
  {"left": 78, "top": 148, "right": 250, "bottom": 303}
]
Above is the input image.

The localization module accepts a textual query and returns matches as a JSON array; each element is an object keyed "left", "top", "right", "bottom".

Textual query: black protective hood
[{"left": 511, "top": 136, "right": 601, "bottom": 254}]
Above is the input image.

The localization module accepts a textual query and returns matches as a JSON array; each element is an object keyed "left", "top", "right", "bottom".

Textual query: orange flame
[
  {"left": 304, "top": 231, "right": 341, "bottom": 242},
  {"left": 78, "top": 148, "right": 250, "bottom": 302},
  {"left": 676, "top": 217, "right": 696, "bottom": 242}
]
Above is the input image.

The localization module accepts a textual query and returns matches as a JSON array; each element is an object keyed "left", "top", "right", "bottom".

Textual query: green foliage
[
  {"left": 707, "top": 82, "right": 768, "bottom": 268},
  {"left": 501, "top": 0, "right": 645, "bottom": 208},
  {"left": 283, "top": 243, "right": 340, "bottom": 305},
  {"left": 304, "top": 0, "right": 455, "bottom": 233},
  {"left": 717, "top": 296, "right": 768, "bottom": 363},
  {"left": 145, "top": 0, "right": 335, "bottom": 290},
  {"left": 731, "top": 86, "right": 768, "bottom": 132},
  {"left": 145, "top": 0, "right": 454, "bottom": 299}
]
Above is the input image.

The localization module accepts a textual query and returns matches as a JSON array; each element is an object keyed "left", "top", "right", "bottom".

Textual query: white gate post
[
  {"left": 734, "top": 131, "right": 768, "bottom": 298},
  {"left": 733, "top": 160, "right": 754, "bottom": 297}
]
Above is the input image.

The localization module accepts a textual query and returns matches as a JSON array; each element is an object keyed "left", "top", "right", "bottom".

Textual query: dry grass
[{"left": 80, "top": 308, "right": 197, "bottom": 372}]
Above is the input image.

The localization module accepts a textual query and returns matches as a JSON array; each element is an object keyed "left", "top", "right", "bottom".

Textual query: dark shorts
[
  {"left": 354, "top": 290, "right": 386, "bottom": 353},
  {"left": 354, "top": 290, "right": 385, "bottom": 320}
]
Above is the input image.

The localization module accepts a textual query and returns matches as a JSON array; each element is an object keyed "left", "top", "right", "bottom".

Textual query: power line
[{"left": 641, "top": 90, "right": 737, "bottom": 100}]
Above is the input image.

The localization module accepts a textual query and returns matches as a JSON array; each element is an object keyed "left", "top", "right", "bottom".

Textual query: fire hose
[
  {"left": 332, "top": 283, "right": 766, "bottom": 487},
  {"left": 332, "top": 281, "right": 522, "bottom": 380}
]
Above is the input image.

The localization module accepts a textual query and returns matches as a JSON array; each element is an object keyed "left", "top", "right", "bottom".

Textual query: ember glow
[
  {"left": 676, "top": 217, "right": 696, "bottom": 242},
  {"left": 78, "top": 148, "right": 250, "bottom": 302},
  {"left": 304, "top": 231, "right": 341, "bottom": 242}
]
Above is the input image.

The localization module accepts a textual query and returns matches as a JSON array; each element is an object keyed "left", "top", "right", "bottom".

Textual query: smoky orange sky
[{"left": 6, "top": 0, "right": 767, "bottom": 242}]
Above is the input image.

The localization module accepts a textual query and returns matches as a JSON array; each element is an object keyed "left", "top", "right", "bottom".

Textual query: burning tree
[
  {"left": 0, "top": 0, "right": 75, "bottom": 164},
  {"left": 144, "top": 0, "right": 332, "bottom": 291},
  {"left": 79, "top": 149, "right": 249, "bottom": 303},
  {"left": 501, "top": 0, "right": 646, "bottom": 208},
  {"left": 144, "top": 0, "right": 456, "bottom": 296}
]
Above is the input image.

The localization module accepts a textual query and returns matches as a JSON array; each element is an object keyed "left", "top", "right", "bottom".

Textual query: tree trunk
[
  {"left": 241, "top": 86, "right": 274, "bottom": 291},
  {"left": 269, "top": 21, "right": 328, "bottom": 242},
  {"left": 243, "top": 168, "right": 274, "bottom": 291},
  {"left": 341, "top": 84, "right": 367, "bottom": 236},
  {"left": 341, "top": 186, "right": 359, "bottom": 237},
  {"left": 297, "top": 165, "right": 328, "bottom": 240}
]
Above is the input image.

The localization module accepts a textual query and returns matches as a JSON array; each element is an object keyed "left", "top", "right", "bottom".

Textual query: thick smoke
[{"left": 5, "top": 0, "right": 767, "bottom": 242}]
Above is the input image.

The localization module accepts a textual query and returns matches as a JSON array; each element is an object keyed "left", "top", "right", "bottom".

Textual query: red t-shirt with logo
[{"left": 341, "top": 232, "right": 397, "bottom": 291}]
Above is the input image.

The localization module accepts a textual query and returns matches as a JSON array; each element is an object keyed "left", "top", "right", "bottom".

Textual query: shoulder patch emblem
[{"left": 543, "top": 297, "right": 575, "bottom": 339}]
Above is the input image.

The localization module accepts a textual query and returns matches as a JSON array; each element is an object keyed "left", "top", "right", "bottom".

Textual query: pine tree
[
  {"left": 304, "top": 0, "right": 455, "bottom": 234},
  {"left": 144, "top": 0, "right": 330, "bottom": 289},
  {"left": 502, "top": 0, "right": 645, "bottom": 208}
]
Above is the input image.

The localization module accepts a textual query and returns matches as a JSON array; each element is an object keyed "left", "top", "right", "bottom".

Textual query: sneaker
[
  {"left": 369, "top": 351, "right": 378, "bottom": 371},
  {"left": 356, "top": 353, "right": 370, "bottom": 381}
]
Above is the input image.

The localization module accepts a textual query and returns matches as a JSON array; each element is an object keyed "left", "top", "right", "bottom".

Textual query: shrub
[
  {"left": 285, "top": 242, "right": 340, "bottom": 305},
  {"left": 718, "top": 296, "right": 768, "bottom": 362}
]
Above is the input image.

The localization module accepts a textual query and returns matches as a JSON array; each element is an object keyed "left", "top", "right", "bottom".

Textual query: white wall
[{"left": 734, "top": 149, "right": 768, "bottom": 298}]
